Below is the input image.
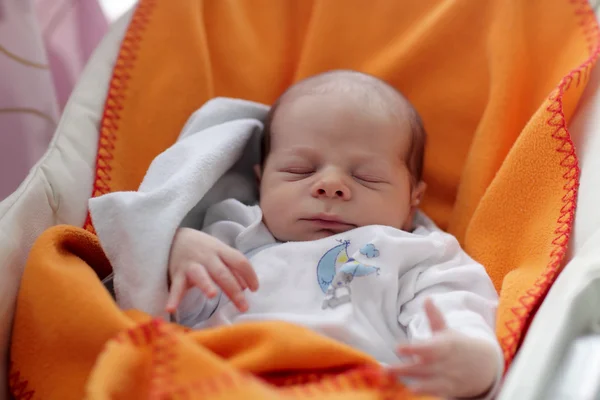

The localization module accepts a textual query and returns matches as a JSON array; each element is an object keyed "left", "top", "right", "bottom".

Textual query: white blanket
[{"left": 89, "top": 98, "right": 268, "bottom": 318}]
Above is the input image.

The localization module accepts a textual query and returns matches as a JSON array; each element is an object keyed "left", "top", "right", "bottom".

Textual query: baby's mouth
[{"left": 301, "top": 214, "right": 357, "bottom": 232}]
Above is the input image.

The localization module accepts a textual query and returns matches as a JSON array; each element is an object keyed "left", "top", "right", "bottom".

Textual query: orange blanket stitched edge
[
  {"left": 82, "top": 0, "right": 599, "bottom": 363},
  {"left": 10, "top": 226, "right": 436, "bottom": 400},
  {"left": 9, "top": 0, "right": 600, "bottom": 398}
]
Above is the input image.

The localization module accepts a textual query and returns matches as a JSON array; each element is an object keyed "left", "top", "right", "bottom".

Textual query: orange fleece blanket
[
  {"left": 11, "top": 226, "right": 433, "bottom": 400},
  {"left": 9, "top": 0, "right": 600, "bottom": 398}
]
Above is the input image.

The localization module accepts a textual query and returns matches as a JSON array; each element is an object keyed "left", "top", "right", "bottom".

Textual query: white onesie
[{"left": 177, "top": 199, "right": 503, "bottom": 380}]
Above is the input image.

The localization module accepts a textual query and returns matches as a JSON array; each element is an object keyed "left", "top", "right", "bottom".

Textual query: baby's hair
[{"left": 261, "top": 70, "right": 427, "bottom": 183}]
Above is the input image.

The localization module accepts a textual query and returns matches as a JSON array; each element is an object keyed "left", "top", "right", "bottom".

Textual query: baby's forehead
[
  {"left": 274, "top": 88, "right": 415, "bottom": 145},
  {"left": 263, "top": 71, "right": 425, "bottom": 179},
  {"left": 284, "top": 73, "right": 408, "bottom": 110},
  {"left": 279, "top": 73, "right": 414, "bottom": 123},
  {"left": 272, "top": 96, "right": 414, "bottom": 161}
]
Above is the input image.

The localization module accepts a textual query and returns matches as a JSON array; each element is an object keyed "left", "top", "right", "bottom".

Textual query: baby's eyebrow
[
  {"left": 279, "top": 146, "right": 319, "bottom": 158},
  {"left": 354, "top": 164, "right": 392, "bottom": 175},
  {"left": 349, "top": 153, "right": 392, "bottom": 168}
]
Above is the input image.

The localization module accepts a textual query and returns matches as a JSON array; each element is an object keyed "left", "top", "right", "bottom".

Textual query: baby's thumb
[{"left": 424, "top": 298, "right": 447, "bottom": 333}]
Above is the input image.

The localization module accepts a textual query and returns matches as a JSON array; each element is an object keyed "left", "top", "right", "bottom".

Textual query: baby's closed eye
[
  {"left": 353, "top": 174, "right": 387, "bottom": 184},
  {"left": 279, "top": 164, "right": 316, "bottom": 180},
  {"left": 282, "top": 166, "right": 315, "bottom": 175},
  {"left": 352, "top": 170, "right": 390, "bottom": 187}
]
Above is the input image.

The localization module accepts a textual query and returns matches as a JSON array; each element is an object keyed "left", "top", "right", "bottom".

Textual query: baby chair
[{"left": 1, "top": 0, "right": 600, "bottom": 398}]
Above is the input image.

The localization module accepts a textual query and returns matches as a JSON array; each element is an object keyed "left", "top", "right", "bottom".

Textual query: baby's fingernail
[{"left": 238, "top": 299, "right": 248, "bottom": 312}]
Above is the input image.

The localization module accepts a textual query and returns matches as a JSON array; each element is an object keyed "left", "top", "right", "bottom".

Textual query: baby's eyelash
[
  {"left": 282, "top": 167, "right": 315, "bottom": 175},
  {"left": 353, "top": 175, "right": 386, "bottom": 184}
]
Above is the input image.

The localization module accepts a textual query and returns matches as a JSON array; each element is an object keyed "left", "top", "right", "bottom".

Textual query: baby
[{"left": 166, "top": 70, "right": 502, "bottom": 399}]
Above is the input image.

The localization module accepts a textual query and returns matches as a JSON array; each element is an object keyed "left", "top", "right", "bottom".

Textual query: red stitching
[
  {"left": 499, "top": 0, "right": 600, "bottom": 368},
  {"left": 126, "top": 328, "right": 140, "bottom": 346},
  {"left": 83, "top": 0, "right": 157, "bottom": 234},
  {"left": 330, "top": 376, "right": 343, "bottom": 390},
  {"left": 261, "top": 367, "right": 359, "bottom": 387},
  {"left": 8, "top": 362, "right": 36, "bottom": 400},
  {"left": 164, "top": 366, "right": 397, "bottom": 398},
  {"left": 348, "top": 375, "right": 362, "bottom": 390},
  {"left": 141, "top": 322, "right": 153, "bottom": 343},
  {"left": 77, "top": 0, "right": 599, "bottom": 379},
  {"left": 102, "top": 319, "right": 178, "bottom": 398},
  {"left": 148, "top": 319, "right": 178, "bottom": 400}
]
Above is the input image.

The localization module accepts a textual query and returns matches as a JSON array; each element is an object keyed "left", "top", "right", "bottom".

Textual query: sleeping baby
[{"left": 166, "top": 70, "right": 503, "bottom": 399}]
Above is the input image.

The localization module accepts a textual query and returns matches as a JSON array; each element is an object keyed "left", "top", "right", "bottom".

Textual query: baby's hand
[
  {"left": 165, "top": 227, "right": 259, "bottom": 313},
  {"left": 390, "top": 299, "right": 499, "bottom": 399}
]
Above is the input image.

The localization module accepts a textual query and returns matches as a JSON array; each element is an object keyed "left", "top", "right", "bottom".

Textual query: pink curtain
[{"left": 0, "top": 0, "right": 108, "bottom": 200}]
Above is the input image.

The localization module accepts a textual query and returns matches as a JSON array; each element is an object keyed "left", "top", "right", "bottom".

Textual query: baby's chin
[
  {"left": 273, "top": 222, "right": 411, "bottom": 242},
  {"left": 309, "top": 230, "right": 343, "bottom": 240},
  {"left": 279, "top": 228, "right": 357, "bottom": 242}
]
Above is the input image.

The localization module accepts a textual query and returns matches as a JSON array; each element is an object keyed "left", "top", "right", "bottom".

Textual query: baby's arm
[
  {"left": 166, "top": 199, "right": 266, "bottom": 318},
  {"left": 166, "top": 227, "right": 258, "bottom": 313},
  {"left": 393, "top": 237, "right": 503, "bottom": 399},
  {"left": 393, "top": 298, "right": 501, "bottom": 399}
]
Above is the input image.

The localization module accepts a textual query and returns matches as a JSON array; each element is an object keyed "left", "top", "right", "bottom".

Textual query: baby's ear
[
  {"left": 411, "top": 181, "right": 427, "bottom": 207},
  {"left": 253, "top": 164, "right": 262, "bottom": 183}
]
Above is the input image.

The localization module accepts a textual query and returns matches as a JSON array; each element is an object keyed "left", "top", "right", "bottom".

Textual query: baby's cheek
[
  {"left": 261, "top": 188, "right": 295, "bottom": 224},
  {"left": 364, "top": 195, "right": 410, "bottom": 229},
  {"left": 267, "top": 186, "right": 294, "bottom": 211}
]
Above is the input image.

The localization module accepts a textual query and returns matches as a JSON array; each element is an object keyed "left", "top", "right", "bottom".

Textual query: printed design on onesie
[{"left": 316, "top": 240, "right": 380, "bottom": 309}]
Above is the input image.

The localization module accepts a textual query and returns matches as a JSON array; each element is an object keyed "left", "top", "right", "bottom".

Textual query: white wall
[{"left": 98, "top": 0, "right": 137, "bottom": 22}]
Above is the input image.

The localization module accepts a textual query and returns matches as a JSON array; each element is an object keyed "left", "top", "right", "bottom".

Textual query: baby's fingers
[
  {"left": 219, "top": 248, "right": 259, "bottom": 292},
  {"left": 397, "top": 340, "right": 446, "bottom": 362},
  {"left": 424, "top": 298, "right": 447, "bottom": 333},
  {"left": 166, "top": 273, "right": 187, "bottom": 313},
  {"left": 408, "top": 378, "right": 453, "bottom": 397},
  {"left": 233, "top": 270, "right": 248, "bottom": 290},
  {"left": 389, "top": 361, "right": 434, "bottom": 379},
  {"left": 186, "top": 263, "right": 218, "bottom": 299},
  {"left": 206, "top": 257, "right": 248, "bottom": 312}
]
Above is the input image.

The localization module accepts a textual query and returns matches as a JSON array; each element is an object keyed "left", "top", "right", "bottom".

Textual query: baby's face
[{"left": 258, "top": 93, "right": 423, "bottom": 242}]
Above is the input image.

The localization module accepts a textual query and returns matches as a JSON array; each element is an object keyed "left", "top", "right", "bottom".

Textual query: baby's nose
[{"left": 312, "top": 174, "right": 351, "bottom": 200}]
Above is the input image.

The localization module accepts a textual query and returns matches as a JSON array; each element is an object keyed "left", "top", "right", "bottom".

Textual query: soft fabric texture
[
  {"left": 180, "top": 199, "right": 500, "bottom": 364},
  {"left": 10, "top": 225, "right": 438, "bottom": 400},
  {"left": 89, "top": 97, "right": 265, "bottom": 317},
  {"left": 0, "top": 12, "right": 130, "bottom": 398},
  {"left": 89, "top": 96, "right": 497, "bottom": 365},
  {"left": 0, "top": 0, "right": 108, "bottom": 200},
  {"left": 177, "top": 198, "right": 503, "bottom": 397},
  {"left": 8, "top": 0, "right": 600, "bottom": 398},
  {"left": 500, "top": 40, "right": 600, "bottom": 400},
  {"left": 78, "top": 0, "right": 599, "bottom": 366}
]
